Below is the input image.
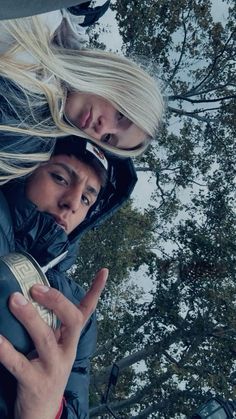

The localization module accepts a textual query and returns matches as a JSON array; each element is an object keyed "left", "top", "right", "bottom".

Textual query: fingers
[
  {"left": 30, "top": 268, "right": 108, "bottom": 352},
  {"left": 8, "top": 292, "right": 57, "bottom": 364},
  {"left": 30, "top": 268, "right": 108, "bottom": 326},
  {"left": 30, "top": 285, "right": 77, "bottom": 329},
  {"left": 0, "top": 334, "right": 33, "bottom": 384},
  {"left": 0, "top": 268, "right": 108, "bottom": 417},
  {"left": 77, "top": 268, "right": 108, "bottom": 320},
  {"left": 8, "top": 268, "right": 108, "bottom": 361}
]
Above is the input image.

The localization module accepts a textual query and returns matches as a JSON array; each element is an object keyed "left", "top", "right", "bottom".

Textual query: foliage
[
  {"left": 70, "top": 1, "right": 236, "bottom": 417},
  {"left": 73, "top": 200, "right": 156, "bottom": 287}
]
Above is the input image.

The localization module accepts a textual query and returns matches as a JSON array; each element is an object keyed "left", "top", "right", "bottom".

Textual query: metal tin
[{"left": 0, "top": 252, "right": 57, "bottom": 329}]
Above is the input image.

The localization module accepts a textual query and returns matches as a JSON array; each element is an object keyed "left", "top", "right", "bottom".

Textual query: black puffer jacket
[
  {"left": 0, "top": 74, "right": 137, "bottom": 417},
  {"left": 0, "top": 153, "right": 137, "bottom": 419}
]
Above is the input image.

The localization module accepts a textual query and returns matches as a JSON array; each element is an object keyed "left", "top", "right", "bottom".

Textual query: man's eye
[
  {"left": 82, "top": 195, "right": 90, "bottom": 206},
  {"left": 101, "top": 134, "right": 111, "bottom": 144},
  {"left": 51, "top": 173, "right": 69, "bottom": 186}
]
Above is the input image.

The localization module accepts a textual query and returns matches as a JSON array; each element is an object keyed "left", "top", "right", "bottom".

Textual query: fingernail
[
  {"left": 12, "top": 292, "right": 28, "bottom": 306},
  {"left": 33, "top": 284, "right": 50, "bottom": 293},
  {"left": 0, "top": 335, "right": 3, "bottom": 344}
]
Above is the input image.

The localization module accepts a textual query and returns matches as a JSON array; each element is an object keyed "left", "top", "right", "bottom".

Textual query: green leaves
[
  {"left": 73, "top": 201, "right": 156, "bottom": 288},
  {"left": 72, "top": 1, "right": 236, "bottom": 417}
]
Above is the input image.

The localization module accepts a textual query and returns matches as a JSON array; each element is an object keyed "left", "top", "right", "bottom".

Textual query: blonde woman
[{"left": 0, "top": 8, "right": 164, "bottom": 183}]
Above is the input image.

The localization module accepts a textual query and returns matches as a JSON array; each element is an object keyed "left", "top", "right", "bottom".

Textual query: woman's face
[{"left": 64, "top": 92, "right": 147, "bottom": 150}]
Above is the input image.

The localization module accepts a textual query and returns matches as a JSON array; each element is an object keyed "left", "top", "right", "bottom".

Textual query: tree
[
  {"left": 85, "top": 180, "right": 236, "bottom": 417},
  {"left": 73, "top": 200, "right": 156, "bottom": 287},
  {"left": 69, "top": 1, "right": 236, "bottom": 417},
  {"left": 112, "top": 0, "right": 235, "bottom": 121},
  {"left": 112, "top": 0, "right": 236, "bottom": 200}
]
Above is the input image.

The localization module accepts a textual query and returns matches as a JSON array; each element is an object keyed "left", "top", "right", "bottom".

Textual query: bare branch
[
  {"left": 186, "top": 30, "right": 236, "bottom": 95},
  {"left": 167, "top": 9, "right": 190, "bottom": 86},
  {"left": 168, "top": 94, "right": 236, "bottom": 104},
  {"left": 163, "top": 350, "right": 180, "bottom": 366},
  {"left": 168, "top": 106, "right": 211, "bottom": 122},
  {"left": 90, "top": 383, "right": 155, "bottom": 417}
]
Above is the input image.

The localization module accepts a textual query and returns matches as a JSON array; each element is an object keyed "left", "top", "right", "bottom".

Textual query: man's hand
[{"left": 0, "top": 268, "right": 108, "bottom": 419}]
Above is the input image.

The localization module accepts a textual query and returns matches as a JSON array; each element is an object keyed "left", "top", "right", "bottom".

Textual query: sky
[
  {"left": 94, "top": 0, "right": 123, "bottom": 51},
  {"left": 91, "top": 0, "right": 233, "bottom": 403},
  {"left": 93, "top": 0, "right": 229, "bottom": 213},
  {"left": 92, "top": 0, "right": 231, "bottom": 294}
]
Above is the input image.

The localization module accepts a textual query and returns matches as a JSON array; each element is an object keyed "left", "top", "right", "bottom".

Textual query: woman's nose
[{"left": 94, "top": 115, "right": 117, "bottom": 136}]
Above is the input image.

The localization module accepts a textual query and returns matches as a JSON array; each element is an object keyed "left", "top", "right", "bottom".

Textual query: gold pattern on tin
[{"left": 1, "top": 253, "right": 57, "bottom": 329}]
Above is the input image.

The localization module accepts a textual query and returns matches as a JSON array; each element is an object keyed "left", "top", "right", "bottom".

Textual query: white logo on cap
[{"left": 86, "top": 142, "right": 108, "bottom": 170}]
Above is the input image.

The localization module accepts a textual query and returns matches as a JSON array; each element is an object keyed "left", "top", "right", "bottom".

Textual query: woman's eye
[
  {"left": 117, "top": 112, "right": 124, "bottom": 121},
  {"left": 51, "top": 172, "right": 69, "bottom": 186},
  {"left": 101, "top": 134, "right": 111, "bottom": 144}
]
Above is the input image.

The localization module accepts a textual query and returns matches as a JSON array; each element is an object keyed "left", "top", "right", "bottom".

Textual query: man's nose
[{"left": 59, "top": 185, "right": 83, "bottom": 213}]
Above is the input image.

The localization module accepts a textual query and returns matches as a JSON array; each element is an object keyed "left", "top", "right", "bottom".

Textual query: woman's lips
[{"left": 79, "top": 109, "right": 92, "bottom": 130}]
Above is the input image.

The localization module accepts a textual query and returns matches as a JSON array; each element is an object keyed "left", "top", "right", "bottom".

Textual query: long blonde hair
[{"left": 0, "top": 15, "right": 164, "bottom": 183}]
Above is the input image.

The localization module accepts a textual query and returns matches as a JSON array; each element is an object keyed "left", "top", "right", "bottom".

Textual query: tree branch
[
  {"left": 183, "top": 30, "right": 236, "bottom": 95},
  {"left": 168, "top": 94, "right": 236, "bottom": 104},
  {"left": 167, "top": 9, "right": 189, "bottom": 86},
  {"left": 90, "top": 383, "right": 155, "bottom": 416},
  {"left": 168, "top": 106, "right": 211, "bottom": 122}
]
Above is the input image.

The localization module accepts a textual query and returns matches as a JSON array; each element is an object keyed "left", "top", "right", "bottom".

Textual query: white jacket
[{"left": 0, "top": 9, "right": 88, "bottom": 65}]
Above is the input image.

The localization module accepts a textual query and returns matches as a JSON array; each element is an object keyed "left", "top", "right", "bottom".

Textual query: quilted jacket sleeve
[
  {"left": 61, "top": 312, "right": 97, "bottom": 419},
  {"left": 0, "top": 191, "right": 15, "bottom": 255}
]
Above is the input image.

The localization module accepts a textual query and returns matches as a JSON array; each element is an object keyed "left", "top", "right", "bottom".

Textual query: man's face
[{"left": 26, "top": 154, "right": 102, "bottom": 234}]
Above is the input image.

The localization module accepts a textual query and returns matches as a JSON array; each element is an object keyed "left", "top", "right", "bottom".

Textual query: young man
[
  {"left": 26, "top": 140, "right": 108, "bottom": 236},
  {"left": 0, "top": 136, "right": 137, "bottom": 419}
]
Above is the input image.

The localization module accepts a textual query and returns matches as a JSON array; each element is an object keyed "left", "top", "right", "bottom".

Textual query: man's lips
[{"left": 52, "top": 214, "right": 67, "bottom": 232}]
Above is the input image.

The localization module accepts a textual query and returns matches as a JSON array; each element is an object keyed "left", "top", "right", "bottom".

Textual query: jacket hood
[{"left": 2, "top": 154, "right": 137, "bottom": 271}]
